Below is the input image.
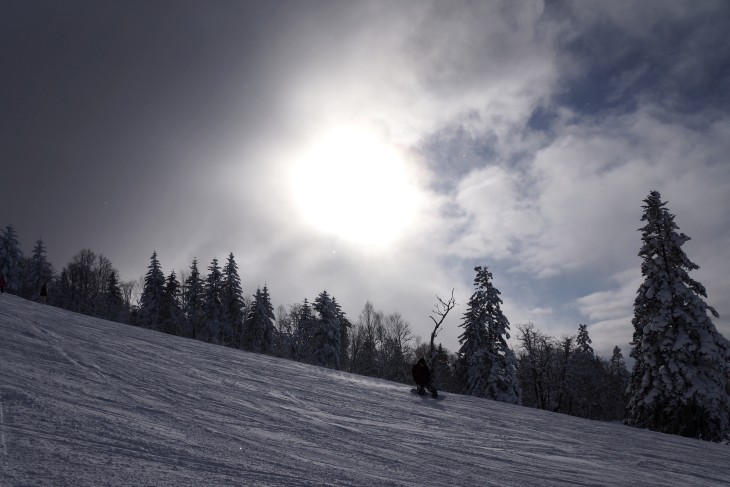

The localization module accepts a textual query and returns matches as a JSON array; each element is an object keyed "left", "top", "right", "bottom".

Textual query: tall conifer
[
  {"left": 202, "top": 258, "right": 224, "bottom": 343},
  {"left": 161, "top": 270, "right": 182, "bottom": 335},
  {"left": 627, "top": 191, "right": 730, "bottom": 442},
  {"left": 183, "top": 258, "right": 205, "bottom": 339},
  {"left": 26, "top": 238, "right": 54, "bottom": 300},
  {"left": 244, "top": 286, "right": 275, "bottom": 353},
  {"left": 139, "top": 251, "right": 166, "bottom": 329},
  {"left": 221, "top": 253, "right": 245, "bottom": 347},
  {"left": 314, "top": 291, "right": 342, "bottom": 369},
  {"left": 458, "top": 266, "right": 520, "bottom": 404}
]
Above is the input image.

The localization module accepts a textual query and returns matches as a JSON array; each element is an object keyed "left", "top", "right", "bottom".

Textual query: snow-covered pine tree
[
  {"left": 291, "top": 299, "right": 317, "bottom": 362},
  {"left": 244, "top": 286, "right": 275, "bottom": 353},
  {"left": 221, "top": 253, "right": 245, "bottom": 347},
  {"left": 576, "top": 324, "right": 594, "bottom": 355},
  {"left": 139, "top": 251, "right": 166, "bottom": 330},
  {"left": 313, "top": 290, "right": 341, "bottom": 369},
  {"left": 332, "top": 296, "right": 351, "bottom": 370},
  {"left": 183, "top": 258, "right": 205, "bottom": 339},
  {"left": 568, "top": 324, "right": 604, "bottom": 418},
  {"left": 457, "top": 266, "right": 520, "bottom": 404},
  {"left": 458, "top": 279, "right": 488, "bottom": 395},
  {"left": 202, "top": 258, "right": 224, "bottom": 344},
  {"left": 609, "top": 346, "right": 628, "bottom": 377},
  {"left": 627, "top": 191, "right": 730, "bottom": 442},
  {"left": 160, "top": 271, "right": 183, "bottom": 335},
  {"left": 0, "top": 224, "right": 24, "bottom": 294},
  {"left": 27, "top": 238, "right": 54, "bottom": 300}
]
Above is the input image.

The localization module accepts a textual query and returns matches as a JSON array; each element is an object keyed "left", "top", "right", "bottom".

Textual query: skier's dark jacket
[{"left": 412, "top": 358, "right": 431, "bottom": 386}]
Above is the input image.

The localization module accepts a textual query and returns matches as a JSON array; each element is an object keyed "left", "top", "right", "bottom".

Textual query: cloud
[
  {"left": 573, "top": 269, "right": 641, "bottom": 355},
  {"left": 438, "top": 99, "right": 730, "bottom": 354},
  {"left": 449, "top": 165, "right": 541, "bottom": 261},
  {"left": 549, "top": 0, "right": 730, "bottom": 114},
  {"left": 4, "top": 1, "right": 729, "bottom": 358},
  {"left": 275, "top": 1, "right": 558, "bottom": 147},
  {"left": 215, "top": 1, "right": 730, "bottom": 354}
]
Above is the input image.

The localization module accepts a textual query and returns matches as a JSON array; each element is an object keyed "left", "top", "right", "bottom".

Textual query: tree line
[{"left": 2, "top": 190, "right": 729, "bottom": 442}]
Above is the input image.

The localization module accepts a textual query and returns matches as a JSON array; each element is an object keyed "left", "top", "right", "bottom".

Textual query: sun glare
[{"left": 290, "top": 127, "right": 422, "bottom": 246}]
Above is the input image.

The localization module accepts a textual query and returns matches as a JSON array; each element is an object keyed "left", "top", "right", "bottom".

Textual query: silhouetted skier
[{"left": 412, "top": 357, "right": 438, "bottom": 398}]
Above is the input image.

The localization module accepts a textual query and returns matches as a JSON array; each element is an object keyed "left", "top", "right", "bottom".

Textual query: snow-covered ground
[{"left": 1, "top": 294, "right": 728, "bottom": 486}]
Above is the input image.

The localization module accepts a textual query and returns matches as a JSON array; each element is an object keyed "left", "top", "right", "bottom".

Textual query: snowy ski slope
[{"left": 1, "top": 294, "right": 728, "bottom": 486}]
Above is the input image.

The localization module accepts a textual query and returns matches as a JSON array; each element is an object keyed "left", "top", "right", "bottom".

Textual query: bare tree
[
  {"left": 379, "top": 313, "right": 413, "bottom": 382},
  {"left": 350, "top": 301, "right": 381, "bottom": 376},
  {"left": 386, "top": 313, "right": 413, "bottom": 359},
  {"left": 516, "top": 323, "right": 554, "bottom": 410},
  {"left": 428, "top": 290, "right": 456, "bottom": 369}
]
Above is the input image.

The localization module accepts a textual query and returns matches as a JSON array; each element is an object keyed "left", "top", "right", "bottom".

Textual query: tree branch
[{"left": 428, "top": 289, "right": 456, "bottom": 365}]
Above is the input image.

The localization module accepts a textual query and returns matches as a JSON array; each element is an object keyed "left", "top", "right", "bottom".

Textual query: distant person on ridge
[
  {"left": 412, "top": 357, "right": 438, "bottom": 398},
  {"left": 40, "top": 283, "right": 48, "bottom": 304},
  {"left": 0, "top": 274, "right": 5, "bottom": 294}
]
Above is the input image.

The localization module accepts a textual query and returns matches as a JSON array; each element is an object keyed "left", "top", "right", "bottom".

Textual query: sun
[{"left": 290, "top": 126, "right": 422, "bottom": 246}]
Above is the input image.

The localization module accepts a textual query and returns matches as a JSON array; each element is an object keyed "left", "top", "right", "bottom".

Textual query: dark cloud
[{"left": 546, "top": 0, "right": 730, "bottom": 115}]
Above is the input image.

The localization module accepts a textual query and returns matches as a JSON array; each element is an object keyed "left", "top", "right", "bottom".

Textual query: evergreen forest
[{"left": 2, "top": 191, "right": 728, "bottom": 442}]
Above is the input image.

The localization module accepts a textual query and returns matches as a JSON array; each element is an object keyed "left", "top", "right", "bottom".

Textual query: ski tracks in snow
[
  {"left": 0, "top": 391, "right": 7, "bottom": 456},
  {"left": 4, "top": 295, "right": 730, "bottom": 486},
  {"left": 29, "top": 320, "right": 106, "bottom": 381}
]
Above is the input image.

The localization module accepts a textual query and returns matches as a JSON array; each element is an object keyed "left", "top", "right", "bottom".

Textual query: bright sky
[{"left": 2, "top": 0, "right": 729, "bottom": 357}]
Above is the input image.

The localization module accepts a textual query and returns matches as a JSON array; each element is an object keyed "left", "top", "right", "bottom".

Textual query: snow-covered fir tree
[
  {"left": 291, "top": 299, "right": 317, "bottom": 362},
  {"left": 160, "top": 271, "right": 183, "bottom": 335},
  {"left": 457, "top": 266, "right": 520, "bottom": 404},
  {"left": 609, "top": 346, "right": 628, "bottom": 377},
  {"left": 332, "top": 296, "right": 351, "bottom": 370},
  {"left": 139, "top": 251, "right": 166, "bottom": 330},
  {"left": 313, "top": 291, "right": 342, "bottom": 369},
  {"left": 27, "top": 238, "right": 54, "bottom": 300},
  {"left": 0, "top": 224, "right": 24, "bottom": 294},
  {"left": 244, "top": 286, "right": 275, "bottom": 353},
  {"left": 627, "top": 191, "right": 730, "bottom": 442},
  {"left": 183, "top": 258, "right": 205, "bottom": 340},
  {"left": 457, "top": 287, "right": 488, "bottom": 395},
  {"left": 567, "top": 324, "right": 604, "bottom": 418},
  {"left": 201, "top": 258, "right": 225, "bottom": 344},
  {"left": 576, "top": 324, "right": 594, "bottom": 355},
  {"left": 221, "top": 253, "right": 245, "bottom": 347}
]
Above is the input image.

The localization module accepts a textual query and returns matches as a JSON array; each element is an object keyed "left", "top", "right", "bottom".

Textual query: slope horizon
[{"left": 1, "top": 294, "right": 728, "bottom": 486}]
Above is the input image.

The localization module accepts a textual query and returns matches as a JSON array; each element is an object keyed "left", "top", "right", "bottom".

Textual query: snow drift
[{"left": 1, "top": 294, "right": 728, "bottom": 486}]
